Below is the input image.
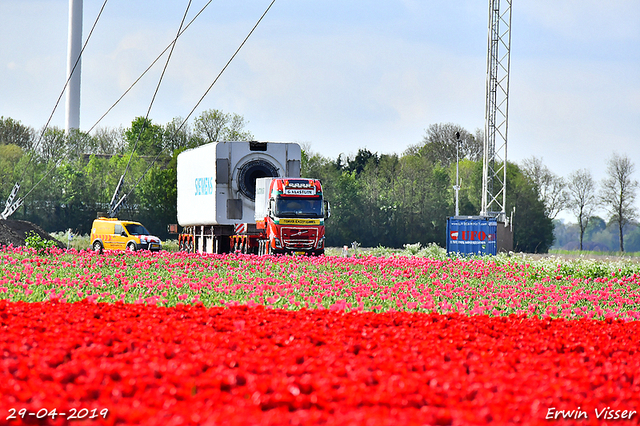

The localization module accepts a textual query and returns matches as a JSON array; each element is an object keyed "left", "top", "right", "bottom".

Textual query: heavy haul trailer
[{"left": 176, "top": 141, "right": 328, "bottom": 255}]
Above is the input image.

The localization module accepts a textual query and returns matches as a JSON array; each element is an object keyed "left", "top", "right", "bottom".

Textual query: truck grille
[{"left": 281, "top": 227, "right": 318, "bottom": 249}]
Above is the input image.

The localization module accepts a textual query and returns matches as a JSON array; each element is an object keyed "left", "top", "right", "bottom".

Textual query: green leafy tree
[
  {"left": 92, "top": 126, "right": 126, "bottom": 155},
  {"left": 625, "top": 224, "right": 640, "bottom": 252},
  {"left": 0, "top": 116, "right": 34, "bottom": 150},
  {"left": 0, "top": 144, "right": 23, "bottom": 198},
  {"left": 407, "top": 123, "right": 482, "bottom": 167},
  {"left": 346, "top": 149, "right": 378, "bottom": 175},
  {"left": 358, "top": 153, "right": 401, "bottom": 247},
  {"left": 125, "top": 117, "right": 165, "bottom": 156},
  {"left": 194, "top": 109, "right": 254, "bottom": 143},
  {"left": 326, "top": 171, "right": 363, "bottom": 246},
  {"left": 449, "top": 158, "right": 483, "bottom": 216},
  {"left": 65, "top": 128, "right": 95, "bottom": 159},
  {"left": 52, "top": 161, "right": 94, "bottom": 233},
  {"left": 137, "top": 156, "right": 178, "bottom": 240},
  {"left": 37, "top": 126, "right": 66, "bottom": 164},
  {"left": 164, "top": 117, "right": 198, "bottom": 153},
  {"left": 585, "top": 216, "right": 606, "bottom": 239}
]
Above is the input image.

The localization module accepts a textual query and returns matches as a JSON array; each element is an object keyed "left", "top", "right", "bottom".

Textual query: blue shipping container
[{"left": 446, "top": 216, "right": 497, "bottom": 256}]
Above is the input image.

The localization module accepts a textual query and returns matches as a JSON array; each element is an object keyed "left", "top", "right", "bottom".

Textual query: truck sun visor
[{"left": 238, "top": 159, "right": 279, "bottom": 201}]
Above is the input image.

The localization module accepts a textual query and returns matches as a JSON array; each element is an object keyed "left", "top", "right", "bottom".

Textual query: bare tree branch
[
  {"left": 521, "top": 156, "right": 568, "bottom": 220},
  {"left": 566, "top": 169, "right": 598, "bottom": 251},
  {"left": 600, "top": 153, "right": 639, "bottom": 252}
]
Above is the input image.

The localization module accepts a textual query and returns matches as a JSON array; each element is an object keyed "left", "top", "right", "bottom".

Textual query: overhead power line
[
  {"left": 109, "top": 0, "right": 194, "bottom": 217},
  {"left": 87, "top": 0, "right": 214, "bottom": 134},
  {"left": 116, "top": 0, "right": 278, "bottom": 212},
  {"left": 2, "top": 0, "right": 211, "bottom": 220},
  {"left": 1, "top": 0, "right": 110, "bottom": 220},
  {"left": 176, "top": 0, "right": 278, "bottom": 135},
  {"left": 2, "top": 0, "right": 277, "bottom": 221}
]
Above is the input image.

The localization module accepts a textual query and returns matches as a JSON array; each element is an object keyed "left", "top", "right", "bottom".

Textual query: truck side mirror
[
  {"left": 269, "top": 199, "right": 276, "bottom": 217},
  {"left": 324, "top": 201, "right": 331, "bottom": 220}
]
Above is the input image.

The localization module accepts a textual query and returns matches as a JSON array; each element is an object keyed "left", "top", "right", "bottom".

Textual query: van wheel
[
  {"left": 126, "top": 242, "right": 136, "bottom": 252},
  {"left": 92, "top": 241, "right": 103, "bottom": 253}
]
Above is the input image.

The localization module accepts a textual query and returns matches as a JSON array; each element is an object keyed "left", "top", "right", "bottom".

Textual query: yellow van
[{"left": 90, "top": 217, "right": 162, "bottom": 252}]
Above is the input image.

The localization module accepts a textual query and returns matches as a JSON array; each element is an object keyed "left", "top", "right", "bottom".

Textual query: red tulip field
[{"left": 1, "top": 246, "right": 639, "bottom": 425}]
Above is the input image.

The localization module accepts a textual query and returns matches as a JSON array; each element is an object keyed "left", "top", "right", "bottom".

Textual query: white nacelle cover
[
  {"left": 254, "top": 177, "right": 273, "bottom": 222},
  {"left": 176, "top": 141, "right": 301, "bottom": 226}
]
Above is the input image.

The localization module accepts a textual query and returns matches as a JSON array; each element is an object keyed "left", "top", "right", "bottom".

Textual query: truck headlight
[{"left": 274, "top": 237, "right": 282, "bottom": 248}]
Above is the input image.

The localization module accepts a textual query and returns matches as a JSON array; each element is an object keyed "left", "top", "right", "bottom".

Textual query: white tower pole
[{"left": 65, "top": 0, "right": 83, "bottom": 132}]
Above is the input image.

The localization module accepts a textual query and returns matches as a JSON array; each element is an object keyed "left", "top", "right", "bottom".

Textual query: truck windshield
[
  {"left": 125, "top": 224, "right": 150, "bottom": 236},
  {"left": 275, "top": 197, "right": 323, "bottom": 218}
]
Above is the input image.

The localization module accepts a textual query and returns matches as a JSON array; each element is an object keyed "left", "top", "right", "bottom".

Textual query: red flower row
[{"left": 1, "top": 300, "right": 639, "bottom": 425}]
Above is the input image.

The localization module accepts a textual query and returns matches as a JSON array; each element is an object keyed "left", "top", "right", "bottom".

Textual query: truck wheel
[
  {"left": 92, "top": 241, "right": 103, "bottom": 253},
  {"left": 127, "top": 242, "right": 136, "bottom": 252}
]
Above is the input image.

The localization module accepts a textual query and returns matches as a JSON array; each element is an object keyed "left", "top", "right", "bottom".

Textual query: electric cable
[
  {"left": 117, "top": 0, "right": 277, "bottom": 210},
  {"left": 87, "top": 0, "right": 214, "bottom": 134},
  {"left": 111, "top": 0, "right": 194, "bottom": 217},
  {"left": 3, "top": 0, "right": 276, "bottom": 220},
  {"left": 21, "top": 0, "right": 110, "bottom": 179},
  {"left": 4, "top": 0, "right": 199, "bottom": 219},
  {"left": 176, "top": 0, "right": 277, "bottom": 135},
  {"left": 1, "top": 0, "right": 109, "bottom": 219}
]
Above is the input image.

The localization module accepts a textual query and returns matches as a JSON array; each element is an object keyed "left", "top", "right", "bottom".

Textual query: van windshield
[{"left": 125, "top": 224, "right": 150, "bottom": 236}]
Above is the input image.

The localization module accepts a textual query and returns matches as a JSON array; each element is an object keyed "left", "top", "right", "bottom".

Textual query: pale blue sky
[{"left": 1, "top": 1, "right": 639, "bottom": 221}]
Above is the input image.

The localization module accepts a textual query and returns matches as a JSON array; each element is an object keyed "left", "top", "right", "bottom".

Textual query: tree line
[
  {"left": 0, "top": 110, "right": 252, "bottom": 241},
  {"left": 1, "top": 115, "right": 637, "bottom": 252},
  {"left": 519, "top": 154, "right": 639, "bottom": 252}
]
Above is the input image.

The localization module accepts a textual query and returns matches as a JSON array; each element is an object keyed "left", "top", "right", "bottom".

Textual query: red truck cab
[{"left": 256, "top": 178, "right": 328, "bottom": 255}]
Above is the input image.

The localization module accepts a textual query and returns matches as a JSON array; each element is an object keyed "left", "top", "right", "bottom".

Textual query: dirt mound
[{"left": 0, "top": 219, "right": 65, "bottom": 249}]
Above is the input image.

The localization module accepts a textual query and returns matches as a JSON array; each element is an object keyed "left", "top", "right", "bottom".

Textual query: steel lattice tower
[{"left": 481, "top": 0, "right": 512, "bottom": 220}]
